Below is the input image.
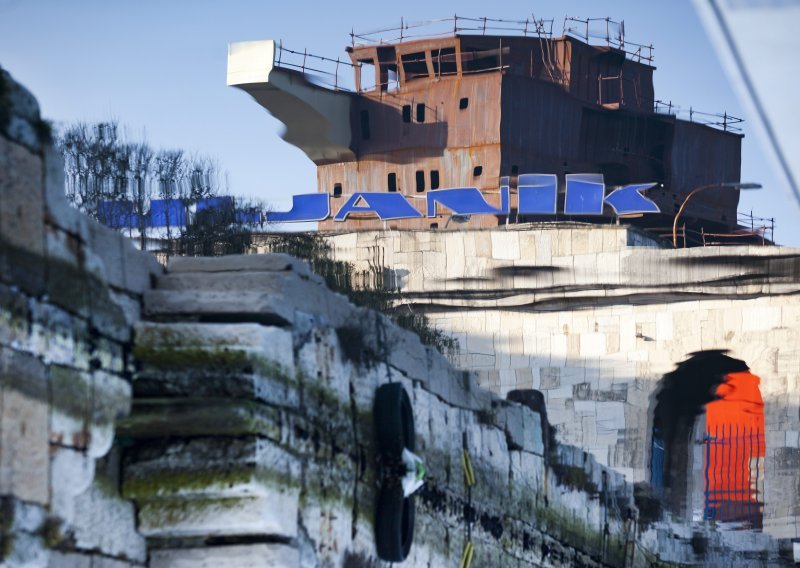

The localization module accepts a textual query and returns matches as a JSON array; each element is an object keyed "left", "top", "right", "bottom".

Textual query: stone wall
[
  {"left": 2, "top": 68, "right": 796, "bottom": 566},
  {"left": 0, "top": 67, "right": 161, "bottom": 566},
  {"left": 123, "top": 254, "right": 789, "bottom": 566},
  {"left": 318, "top": 227, "right": 800, "bottom": 541}
]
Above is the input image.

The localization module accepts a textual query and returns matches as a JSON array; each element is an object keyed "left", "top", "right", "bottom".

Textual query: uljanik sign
[{"left": 267, "top": 174, "right": 660, "bottom": 223}]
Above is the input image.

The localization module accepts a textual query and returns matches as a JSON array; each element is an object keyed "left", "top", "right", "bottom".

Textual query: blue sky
[{"left": 1, "top": 0, "right": 794, "bottom": 243}]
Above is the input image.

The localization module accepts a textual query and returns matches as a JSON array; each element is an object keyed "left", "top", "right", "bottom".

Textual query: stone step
[
  {"left": 167, "top": 253, "right": 315, "bottom": 280},
  {"left": 149, "top": 544, "right": 300, "bottom": 568},
  {"left": 123, "top": 437, "right": 300, "bottom": 501},
  {"left": 145, "top": 270, "right": 352, "bottom": 326},
  {"left": 117, "top": 398, "right": 285, "bottom": 441},
  {"left": 136, "top": 493, "right": 300, "bottom": 539}
]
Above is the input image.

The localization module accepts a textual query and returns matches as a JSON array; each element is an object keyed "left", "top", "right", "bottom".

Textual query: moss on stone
[
  {"left": 132, "top": 344, "right": 252, "bottom": 371},
  {"left": 117, "top": 398, "right": 282, "bottom": 440},
  {"left": 549, "top": 463, "right": 599, "bottom": 495},
  {"left": 132, "top": 342, "right": 294, "bottom": 387},
  {"left": 38, "top": 517, "right": 64, "bottom": 549},
  {"left": 124, "top": 466, "right": 298, "bottom": 500},
  {"left": 138, "top": 496, "right": 247, "bottom": 527}
]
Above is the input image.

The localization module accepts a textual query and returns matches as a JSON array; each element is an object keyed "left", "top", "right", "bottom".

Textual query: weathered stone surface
[
  {"left": 137, "top": 493, "right": 299, "bottom": 538},
  {"left": 0, "top": 135, "right": 46, "bottom": 295},
  {"left": 144, "top": 289, "right": 295, "bottom": 325},
  {"left": 122, "top": 244, "right": 163, "bottom": 296},
  {"left": 0, "top": 283, "right": 29, "bottom": 348},
  {"left": 47, "top": 552, "right": 93, "bottom": 568},
  {"left": 72, "top": 481, "right": 147, "bottom": 563},
  {"left": 147, "top": 269, "right": 352, "bottom": 327},
  {"left": 133, "top": 322, "right": 294, "bottom": 376},
  {"left": 50, "top": 447, "right": 96, "bottom": 525},
  {"left": 45, "top": 224, "right": 90, "bottom": 318},
  {"left": 0, "top": 352, "right": 49, "bottom": 504},
  {"left": 168, "top": 252, "right": 314, "bottom": 278},
  {"left": 49, "top": 365, "right": 92, "bottom": 450},
  {"left": 118, "top": 399, "right": 282, "bottom": 440},
  {"left": 1, "top": 68, "right": 795, "bottom": 565},
  {"left": 0, "top": 68, "right": 43, "bottom": 151},
  {"left": 150, "top": 544, "right": 300, "bottom": 567},
  {"left": 89, "top": 371, "right": 132, "bottom": 457}
]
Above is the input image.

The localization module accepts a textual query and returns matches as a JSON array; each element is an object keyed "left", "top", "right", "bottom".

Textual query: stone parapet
[{"left": 1, "top": 67, "right": 158, "bottom": 567}]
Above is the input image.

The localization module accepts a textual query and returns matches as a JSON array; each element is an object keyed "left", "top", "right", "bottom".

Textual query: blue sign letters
[{"left": 265, "top": 174, "right": 660, "bottom": 223}]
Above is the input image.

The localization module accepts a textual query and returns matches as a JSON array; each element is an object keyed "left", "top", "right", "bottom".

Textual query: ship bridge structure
[{"left": 228, "top": 16, "right": 753, "bottom": 241}]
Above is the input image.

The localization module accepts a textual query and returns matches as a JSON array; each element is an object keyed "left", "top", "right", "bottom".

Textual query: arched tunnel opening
[{"left": 649, "top": 350, "right": 765, "bottom": 529}]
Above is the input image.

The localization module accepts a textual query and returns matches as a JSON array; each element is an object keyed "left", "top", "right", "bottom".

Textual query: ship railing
[
  {"left": 351, "top": 15, "right": 557, "bottom": 46},
  {"left": 646, "top": 215, "right": 774, "bottom": 247},
  {"left": 562, "top": 16, "right": 654, "bottom": 64},
  {"left": 274, "top": 41, "right": 357, "bottom": 92},
  {"left": 653, "top": 100, "right": 744, "bottom": 133}
]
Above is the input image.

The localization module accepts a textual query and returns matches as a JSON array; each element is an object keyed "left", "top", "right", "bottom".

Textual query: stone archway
[{"left": 648, "top": 350, "right": 765, "bottom": 528}]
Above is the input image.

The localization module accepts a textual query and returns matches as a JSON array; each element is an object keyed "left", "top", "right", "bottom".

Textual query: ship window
[
  {"left": 416, "top": 103, "right": 425, "bottom": 123},
  {"left": 461, "top": 46, "right": 500, "bottom": 73},
  {"left": 401, "top": 51, "right": 429, "bottom": 81},
  {"left": 388, "top": 172, "right": 397, "bottom": 192},
  {"left": 430, "top": 170, "right": 440, "bottom": 190},
  {"left": 358, "top": 59, "right": 377, "bottom": 92},
  {"left": 360, "top": 110, "right": 370, "bottom": 140},
  {"left": 416, "top": 170, "right": 425, "bottom": 192},
  {"left": 379, "top": 61, "right": 399, "bottom": 91},
  {"left": 459, "top": 97, "right": 469, "bottom": 110},
  {"left": 333, "top": 183, "right": 342, "bottom": 198},
  {"left": 402, "top": 105, "right": 411, "bottom": 123},
  {"left": 430, "top": 222, "right": 439, "bottom": 229},
  {"left": 473, "top": 165, "right": 483, "bottom": 177},
  {"left": 432, "top": 47, "right": 457, "bottom": 76}
]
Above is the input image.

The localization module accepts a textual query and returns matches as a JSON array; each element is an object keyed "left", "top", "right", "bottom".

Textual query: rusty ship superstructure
[{"left": 228, "top": 16, "right": 766, "bottom": 242}]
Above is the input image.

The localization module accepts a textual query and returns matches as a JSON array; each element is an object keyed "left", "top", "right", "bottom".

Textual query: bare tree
[{"left": 56, "top": 119, "right": 267, "bottom": 256}]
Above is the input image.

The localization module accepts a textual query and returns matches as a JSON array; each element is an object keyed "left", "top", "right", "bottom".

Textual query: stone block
[
  {"left": 491, "top": 231, "right": 520, "bottom": 260},
  {"left": 0, "top": 350, "right": 49, "bottom": 504},
  {"left": 595, "top": 401, "right": 626, "bottom": 434},
  {"left": 45, "top": 225, "right": 90, "bottom": 317},
  {"left": 134, "top": 322, "right": 294, "bottom": 380},
  {"left": 0, "top": 70, "right": 42, "bottom": 150},
  {"left": 0, "top": 284, "right": 30, "bottom": 349},
  {"left": 145, "top": 288, "right": 296, "bottom": 326},
  {"left": 40, "top": 303, "right": 90, "bottom": 369},
  {"left": 86, "top": 220, "right": 126, "bottom": 291},
  {"left": 89, "top": 371, "right": 131, "bottom": 457},
  {"left": 42, "top": 145, "right": 86, "bottom": 238},
  {"left": 168, "top": 252, "right": 313, "bottom": 279},
  {"left": 50, "top": 447, "right": 95, "bottom": 524},
  {"left": 47, "top": 552, "right": 93, "bottom": 568},
  {"left": 90, "top": 557, "right": 140, "bottom": 568},
  {"left": 0, "top": 135, "right": 46, "bottom": 295},
  {"left": 49, "top": 365, "right": 91, "bottom": 450},
  {"left": 72, "top": 481, "right": 147, "bottom": 563},
  {"left": 150, "top": 544, "right": 300, "bottom": 568},
  {"left": 3, "top": 532, "right": 48, "bottom": 567},
  {"left": 119, "top": 398, "right": 283, "bottom": 441},
  {"left": 137, "top": 492, "right": 299, "bottom": 539},
  {"left": 122, "top": 239, "right": 161, "bottom": 295}
]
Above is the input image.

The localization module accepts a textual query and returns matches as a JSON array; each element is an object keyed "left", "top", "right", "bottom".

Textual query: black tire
[
  {"left": 375, "top": 485, "right": 415, "bottom": 562},
  {"left": 374, "top": 383, "right": 415, "bottom": 458}
]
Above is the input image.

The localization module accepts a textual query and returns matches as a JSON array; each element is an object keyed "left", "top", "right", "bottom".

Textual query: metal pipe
[{"left": 672, "top": 182, "right": 762, "bottom": 248}]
